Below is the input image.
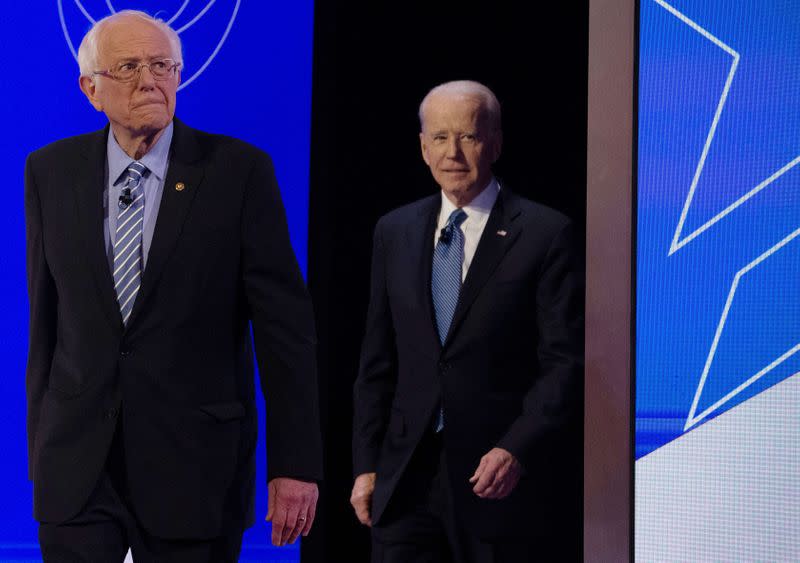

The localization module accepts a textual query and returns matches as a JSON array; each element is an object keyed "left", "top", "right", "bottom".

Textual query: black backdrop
[{"left": 304, "top": 3, "right": 589, "bottom": 561}]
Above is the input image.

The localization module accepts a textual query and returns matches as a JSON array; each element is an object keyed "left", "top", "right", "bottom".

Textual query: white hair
[
  {"left": 77, "top": 10, "right": 183, "bottom": 77},
  {"left": 418, "top": 80, "right": 502, "bottom": 133}
]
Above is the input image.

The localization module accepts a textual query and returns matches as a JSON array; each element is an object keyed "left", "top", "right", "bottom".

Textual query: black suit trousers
[
  {"left": 38, "top": 418, "right": 244, "bottom": 563},
  {"left": 371, "top": 431, "right": 565, "bottom": 563}
]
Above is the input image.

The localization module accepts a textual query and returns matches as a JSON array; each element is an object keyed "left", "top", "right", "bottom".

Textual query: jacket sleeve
[
  {"left": 240, "top": 151, "right": 323, "bottom": 482},
  {"left": 24, "top": 152, "right": 58, "bottom": 480},
  {"left": 352, "top": 219, "right": 398, "bottom": 477},
  {"left": 496, "top": 220, "right": 584, "bottom": 469}
]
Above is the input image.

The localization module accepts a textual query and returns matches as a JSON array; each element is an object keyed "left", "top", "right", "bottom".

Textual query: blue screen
[
  {"left": 636, "top": 1, "right": 800, "bottom": 559},
  {"left": 0, "top": 2, "right": 313, "bottom": 561}
]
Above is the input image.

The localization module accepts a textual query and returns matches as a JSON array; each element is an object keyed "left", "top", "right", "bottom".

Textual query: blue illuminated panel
[{"left": 636, "top": 1, "right": 800, "bottom": 560}]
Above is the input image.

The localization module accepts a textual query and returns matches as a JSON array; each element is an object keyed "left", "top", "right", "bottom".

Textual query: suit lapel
[
  {"left": 445, "top": 189, "right": 522, "bottom": 345},
  {"left": 74, "top": 125, "right": 124, "bottom": 331},
  {"left": 127, "top": 119, "right": 205, "bottom": 328},
  {"left": 405, "top": 196, "right": 442, "bottom": 352}
]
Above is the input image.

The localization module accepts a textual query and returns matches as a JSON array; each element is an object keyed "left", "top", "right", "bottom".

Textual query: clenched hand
[
  {"left": 350, "top": 472, "right": 376, "bottom": 527},
  {"left": 469, "top": 447, "right": 521, "bottom": 499}
]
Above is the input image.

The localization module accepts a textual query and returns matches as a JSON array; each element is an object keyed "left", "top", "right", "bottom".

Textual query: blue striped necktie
[
  {"left": 113, "top": 161, "right": 148, "bottom": 325},
  {"left": 431, "top": 208, "right": 467, "bottom": 431}
]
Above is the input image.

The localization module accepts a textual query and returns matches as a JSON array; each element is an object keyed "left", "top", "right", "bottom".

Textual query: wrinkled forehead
[
  {"left": 421, "top": 94, "right": 490, "bottom": 132},
  {"left": 97, "top": 18, "right": 175, "bottom": 65}
]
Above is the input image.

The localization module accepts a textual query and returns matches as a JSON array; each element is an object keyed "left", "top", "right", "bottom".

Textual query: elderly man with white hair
[
  {"left": 25, "top": 10, "right": 321, "bottom": 561},
  {"left": 350, "top": 80, "right": 583, "bottom": 562}
]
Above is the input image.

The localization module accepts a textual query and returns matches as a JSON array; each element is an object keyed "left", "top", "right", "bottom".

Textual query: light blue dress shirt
[{"left": 103, "top": 122, "right": 173, "bottom": 269}]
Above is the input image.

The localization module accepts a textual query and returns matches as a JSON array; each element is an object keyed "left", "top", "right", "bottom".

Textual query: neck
[
  {"left": 112, "top": 126, "right": 167, "bottom": 160},
  {"left": 443, "top": 192, "right": 474, "bottom": 208}
]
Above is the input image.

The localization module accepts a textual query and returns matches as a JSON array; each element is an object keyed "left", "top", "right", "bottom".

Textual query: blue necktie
[
  {"left": 113, "top": 161, "right": 148, "bottom": 325},
  {"left": 431, "top": 208, "right": 467, "bottom": 431}
]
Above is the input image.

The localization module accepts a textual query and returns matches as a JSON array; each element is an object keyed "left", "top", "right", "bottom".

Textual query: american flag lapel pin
[{"left": 496, "top": 230, "right": 507, "bottom": 237}]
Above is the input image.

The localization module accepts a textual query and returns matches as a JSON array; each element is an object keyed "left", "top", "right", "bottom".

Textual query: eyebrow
[
  {"left": 112, "top": 54, "right": 172, "bottom": 63},
  {"left": 427, "top": 130, "right": 478, "bottom": 136}
]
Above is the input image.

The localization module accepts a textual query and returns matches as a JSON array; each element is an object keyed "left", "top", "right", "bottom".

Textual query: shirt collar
[
  {"left": 439, "top": 177, "right": 500, "bottom": 223},
  {"left": 107, "top": 121, "right": 174, "bottom": 185}
]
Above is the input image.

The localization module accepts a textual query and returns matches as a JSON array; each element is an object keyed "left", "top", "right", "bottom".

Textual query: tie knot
[
  {"left": 438, "top": 208, "right": 467, "bottom": 245},
  {"left": 126, "top": 161, "right": 148, "bottom": 184},
  {"left": 448, "top": 208, "right": 467, "bottom": 228}
]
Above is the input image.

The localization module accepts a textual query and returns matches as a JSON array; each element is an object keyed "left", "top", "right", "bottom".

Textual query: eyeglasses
[{"left": 92, "top": 58, "right": 181, "bottom": 83}]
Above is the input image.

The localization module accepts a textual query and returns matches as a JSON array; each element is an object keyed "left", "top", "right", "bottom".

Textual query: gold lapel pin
[{"left": 175, "top": 182, "right": 185, "bottom": 192}]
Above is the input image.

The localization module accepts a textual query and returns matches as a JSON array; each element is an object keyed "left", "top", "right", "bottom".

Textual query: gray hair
[
  {"left": 418, "top": 80, "right": 502, "bottom": 133},
  {"left": 77, "top": 10, "right": 182, "bottom": 77}
]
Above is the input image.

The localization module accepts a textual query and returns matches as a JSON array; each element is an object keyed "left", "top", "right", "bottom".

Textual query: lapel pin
[
  {"left": 175, "top": 182, "right": 185, "bottom": 192},
  {"left": 496, "top": 230, "right": 507, "bottom": 237}
]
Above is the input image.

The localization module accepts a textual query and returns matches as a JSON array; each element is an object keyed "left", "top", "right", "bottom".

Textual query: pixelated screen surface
[{"left": 636, "top": 1, "right": 800, "bottom": 560}]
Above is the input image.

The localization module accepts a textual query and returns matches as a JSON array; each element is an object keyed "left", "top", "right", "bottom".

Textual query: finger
[
  {"left": 492, "top": 472, "right": 520, "bottom": 499},
  {"left": 480, "top": 484, "right": 499, "bottom": 498},
  {"left": 481, "top": 482, "right": 499, "bottom": 498},
  {"left": 472, "top": 462, "right": 499, "bottom": 494},
  {"left": 302, "top": 501, "right": 317, "bottom": 536},
  {"left": 482, "top": 479, "right": 506, "bottom": 499},
  {"left": 469, "top": 457, "right": 487, "bottom": 482},
  {"left": 361, "top": 502, "right": 373, "bottom": 526},
  {"left": 355, "top": 498, "right": 371, "bottom": 525},
  {"left": 289, "top": 516, "right": 306, "bottom": 543},
  {"left": 349, "top": 495, "right": 361, "bottom": 522},
  {"left": 351, "top": 487, "right": 372, "bottom": 525},
  {"left": 271, "top": 506, "right": 287, "bottom": 546},
  {"left": 284, "top": 506, "right": 302, "bottom": 545},
  {"left": 490, "top": 463, "right": 510, "bottom": 489}
]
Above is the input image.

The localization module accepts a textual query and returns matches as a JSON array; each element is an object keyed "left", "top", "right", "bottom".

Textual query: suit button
[
  {"left": 105, "top": 407, "right": 118, "bottom": 420},
  {"left": 438, "top": 361, "right": 450, "bottom": 372},
  {"left": 120, "top": 349, "right": 130, "bottom": 357}
]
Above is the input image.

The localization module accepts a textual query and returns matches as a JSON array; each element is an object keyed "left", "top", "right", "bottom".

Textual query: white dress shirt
[{"left": 434, "top": 178, "right": 500, "bottom": 281}]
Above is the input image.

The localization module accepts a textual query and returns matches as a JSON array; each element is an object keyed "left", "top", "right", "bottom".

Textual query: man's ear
[{"left": 79, "top": 76, "right": 103, "bottom": 112}]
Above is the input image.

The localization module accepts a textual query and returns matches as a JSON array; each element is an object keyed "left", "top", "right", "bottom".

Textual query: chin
[
  {"left": 442, "top": 186, "right": 467, "bottom": 201},
  {"left": 133, "top": 116, "right": 171, "bottom": 135},
  {"left": 446, "top": 183, "right": 477, "bottom": 195},
  {"left": 135, "top": 107, "right": 170, "bottom": 122}
]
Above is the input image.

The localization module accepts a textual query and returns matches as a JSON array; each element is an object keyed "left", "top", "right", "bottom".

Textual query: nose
[
  {"left": 445, "top": 137, "right": 462, "bottom": 158},
  {"left": 136, "top": 65, "right": 156, "bottom": 89}
]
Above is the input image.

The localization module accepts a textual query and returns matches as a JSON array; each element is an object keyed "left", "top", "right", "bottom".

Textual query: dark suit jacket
[
  {"left": 24, "top": 118, "right": 323, "bottom": 539},
  {"left": 352, "top": 188, "right": 583, "bottom": 540}
]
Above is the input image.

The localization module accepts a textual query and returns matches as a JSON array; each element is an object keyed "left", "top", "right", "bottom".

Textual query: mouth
[{"left": 132, "top": 101, "right": 166, "bottom": 109}]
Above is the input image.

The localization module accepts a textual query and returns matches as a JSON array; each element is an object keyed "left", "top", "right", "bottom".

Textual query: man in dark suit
[
  {"left": 25, "top": 10, "right": 321, "bottom": 562},
  {"left": 350, "top": 81, "right": 583, "bottom": 562}
]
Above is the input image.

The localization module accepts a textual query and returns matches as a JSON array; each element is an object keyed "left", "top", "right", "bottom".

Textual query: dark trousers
[
  {"left": 38, "top": 419, "right": 244, "bottom": 563},
  {"left": 371, "top": 432, "right": 551, "bottom": 563}
]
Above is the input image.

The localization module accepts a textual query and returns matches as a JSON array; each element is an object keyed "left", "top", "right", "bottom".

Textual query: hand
[
  {"left": 468, "top": 447, "right": 522, "bottom": 499},
  {"left": 265, "top": 477, "right": 319, "bottom": 546},
  {"left": 350, "top": 472, "right": 376, "bottom": 527}
]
